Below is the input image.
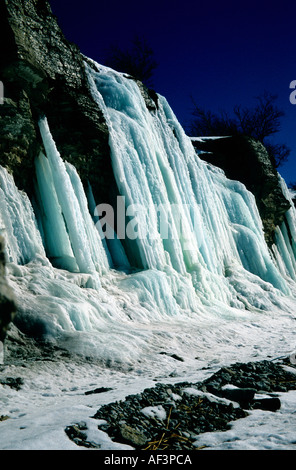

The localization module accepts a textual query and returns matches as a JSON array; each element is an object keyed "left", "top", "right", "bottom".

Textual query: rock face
[
  {"left": 0, "top": 0, "right": 291, "bottom": 245},
  {"left": 192, "top": 136, "right": 291, "bottom": 246},
  {"left": 0, "top": 0, "right": 113, "bottom": 204},
  {"left": 0, "top": 237, "right": 16, "bottom": 344},
  {"left": 0, "top": 0, "right": 161, "bottom": 206}
]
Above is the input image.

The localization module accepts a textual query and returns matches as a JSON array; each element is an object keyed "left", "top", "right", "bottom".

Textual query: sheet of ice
[
  {"left": 35, "top": 151, "right": 79, "bottom": 272},
  {"left": 86, "top": 60, "right": 291, "bottom": 311},
  {"left": 271, "top": 175, "right": 296, "bottom": 281}
]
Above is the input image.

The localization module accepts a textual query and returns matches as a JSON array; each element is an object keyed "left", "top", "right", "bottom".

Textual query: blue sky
[{"left": 49, "top": 0, "right": 295, "bottom": 184}]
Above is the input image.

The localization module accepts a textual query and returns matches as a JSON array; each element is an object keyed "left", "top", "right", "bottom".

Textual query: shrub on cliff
[
  {"left": 187, "top": 91, "right": 290, "bottom": 168},
  {"left": 103, "top": 35, "right": 158, "bottom": 88}
]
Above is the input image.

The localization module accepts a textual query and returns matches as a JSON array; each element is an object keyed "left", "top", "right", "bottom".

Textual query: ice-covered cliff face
[
  {"left": 1, "top": 59, "right": 296, "bottom": 364},
  {"left": 86, "top": 61, "right": 295, "bottom": 300}
]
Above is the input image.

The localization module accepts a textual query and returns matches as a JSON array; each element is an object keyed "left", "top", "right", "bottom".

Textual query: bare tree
[
  {"left": 188, "top": 92, "right": 290, "bottom": 167},
  {"left": 103, "top": 35, "right": 158, "bottom": 88}
]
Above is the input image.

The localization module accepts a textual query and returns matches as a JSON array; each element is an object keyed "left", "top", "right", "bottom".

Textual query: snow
[
  {"left": 0, "top": 61, "right": 296, "bottom": 450},
  {"left": 1, "top": 323, "right": 296, "bottom": 450},
  {"left": 193, "top": 390, "right": 296, "bottom": 450},
  {"left": 141, "top": 405, "right": 167, "bottom": 421},
  {"left": 190, "top": 136, "right": 231, "bottom": 141}
]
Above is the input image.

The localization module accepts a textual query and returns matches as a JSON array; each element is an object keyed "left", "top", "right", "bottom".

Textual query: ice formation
[{"left": 1, "top": 61, "right": 296, "bottom": 362}]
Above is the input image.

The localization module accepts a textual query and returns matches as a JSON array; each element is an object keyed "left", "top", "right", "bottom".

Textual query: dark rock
[
  {"left": 84, "top": 387, "right": 113, "bottom": 395},
  {"left": 252, "top": 397, "right": 281, "bottom": 412},
  {"left": 219, "top": 387, "right": 256, "bottom": 407},
  {"left": 0, "top": 376, "right": 24, "bottom": 390},
  {"left": 119, "top": 422, "right": 148, "bottom": 446},
  {"left": 159, "top": 351, "right": 184, "bottom": 362},
  {"left": 0, "top": 415, "right": 10, "bottom": 422},
  {"left": 65, "top": 422, "right": 100, "bottom": 448},
  {"left": 192, "top": 136, "right": 291, "bottom": 246}
]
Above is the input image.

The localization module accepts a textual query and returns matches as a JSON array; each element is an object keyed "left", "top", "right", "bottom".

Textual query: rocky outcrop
[
  {"left": 0, "top": 237, "right": 16, "bottom": 344},
  {"left": 0, "top": 0, "right": 113, "bottom": 204},
  {"left": 0, "top": 0, "right": 161, "bottom": 207},
  {"left": 192, "top": 136, "right": 291, "bottom": 246}
]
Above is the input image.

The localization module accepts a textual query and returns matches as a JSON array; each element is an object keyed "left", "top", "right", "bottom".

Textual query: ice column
[
  {"left": 37, "top": 117, "right": 109, "bottom": 287},
  {"left": 0, "top": 166, "right": 45, "bottom": 264}
]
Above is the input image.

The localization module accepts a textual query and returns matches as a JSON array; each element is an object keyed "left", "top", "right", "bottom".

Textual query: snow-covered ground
[{"left": 1, "top": 301, "right": 296, "bottom": 451}]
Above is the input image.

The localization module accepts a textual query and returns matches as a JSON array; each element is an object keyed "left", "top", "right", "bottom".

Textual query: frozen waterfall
[
  {"left": 86, "top": 61, "right": 291, "bottom": 302},
  {"left": 0, "top": 60, "right": 296, "bottom": 361}
]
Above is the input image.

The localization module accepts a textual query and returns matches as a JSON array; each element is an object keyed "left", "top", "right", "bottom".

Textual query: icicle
[
  {"left": 0, "top": 166, "right": 45, "bottom": 264},
  {"left": 35, "top": 152, "right": 79, "bottom": 272},
  {"left": 38, "top": 117, "right": 108, "bottom": 288}
]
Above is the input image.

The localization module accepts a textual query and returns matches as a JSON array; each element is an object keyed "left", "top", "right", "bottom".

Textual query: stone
[
  {"left": 84, "top": 387, "right": 113, "bottom": 395},
  {"left": 0, "top": 376, "right": 24, "bottom": 391},
  {"left": 252, "top": 397, "right": 281, "bottom": 412},
  {"left": 119, "top": 423, "right": 148, "bottom": 446},
  {"left": 220, "top": 387, "right": 256, "bottom": 407},
  {"left": 0, "top": 415, "right": 10, "bottom": 422},
  {"left": 65, "top": 422, "right": 100, "bottom": 448}
]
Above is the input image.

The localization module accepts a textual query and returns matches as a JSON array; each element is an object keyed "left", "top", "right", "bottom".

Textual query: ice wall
[
  {"left": 271, "top": 176, "right": 296, "bottom": 281},
  {"left": 86, "top": 61, "right": 291, "bottom": 306},
  {"left": 1, "top": 60, "right": 296, "bottom": 357}
]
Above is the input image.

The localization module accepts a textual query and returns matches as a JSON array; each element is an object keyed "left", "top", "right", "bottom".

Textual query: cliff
[
  {"left": 0, "top": 0, "right": 294, "bottom": 344},
  {"left": 0, "top": 0, "right": 290, "bottom": 242}
]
